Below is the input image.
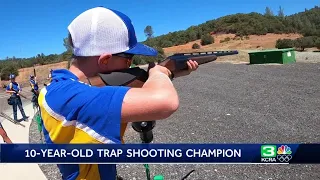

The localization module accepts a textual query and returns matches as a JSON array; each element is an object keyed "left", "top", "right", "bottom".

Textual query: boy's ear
[
  {"left": 97, "top": 54, "right": 113, "bottom": 72},
  {"left": 127, "top": 59, "right": 132, "bottom": 67},
  {"left": 98, "top": 54, "right": 112, "bottom": 66}
]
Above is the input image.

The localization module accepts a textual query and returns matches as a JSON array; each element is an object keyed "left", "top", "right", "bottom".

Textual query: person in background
[
  {"left": 30, "top": 75, "right": 39, "bottom": 108},
  {"left": 44, "top": 69, "right": 53, "bottom": 87},
  {"left": 0, "top": 122, "right": 13, "bottom": 143},
  {"left": 6, "top": 74, "right": 29, "bottom": 122},
  {"left": 29, "top": 75, "right": 39, "bottom": 95}
]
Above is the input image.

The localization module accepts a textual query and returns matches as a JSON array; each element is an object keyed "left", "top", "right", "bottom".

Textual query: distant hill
[
  {"left": 143, "top": 6, "right": 320, "bottom": 49},
  {"left": 163, "top": 33, "right": 302, "bottom": 54}
]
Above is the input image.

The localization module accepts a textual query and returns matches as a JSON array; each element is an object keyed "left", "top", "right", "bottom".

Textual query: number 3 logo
[{"left": 261, "top": 145, "right": 276, "bottom": 158}]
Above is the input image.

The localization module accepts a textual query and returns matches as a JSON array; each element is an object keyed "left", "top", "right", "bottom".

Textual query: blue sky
[{"left": 0, "top": 0, "right": 318, "bottom": 59}]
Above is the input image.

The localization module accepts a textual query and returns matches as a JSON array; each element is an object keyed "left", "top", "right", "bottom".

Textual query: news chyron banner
[{"left": 0, "top": 144, "right": 319, "bottom": 164}]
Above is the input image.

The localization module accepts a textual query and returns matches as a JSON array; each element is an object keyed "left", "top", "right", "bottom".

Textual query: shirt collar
[{"left": 52, "top": 69, "right": 79, "bottom": 81}]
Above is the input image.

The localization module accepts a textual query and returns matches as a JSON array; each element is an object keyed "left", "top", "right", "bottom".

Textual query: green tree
[
  {"left": 160, "top": 40, "right": 174, "bottom": 47},
  {"left": 0, "top": 64, "right": 18, "bottom": 81},
  {"left": 144, "top": 25, "right": 154, "bottom": 39},
  {"left": 200, "top": 34, "right": 214, "bottom": 46},
  {"left": 187, "top": 29, "right": 198, "bottom": 41},
  {"left": 278, "top": 6, "right": 285, "bottom": 18},
  {"left": 35, "top": 53, "right": 45, "bottom": 65},
  {"left": 293, "top": 16, "right": 304, "bottom": 30},
  {"left": 294, "top": 37, "right": 314, "bottom": 51},
  {"left": 62, "top": 34, "right": 74, "bottom": 68},
  {"left": 265, "top": 7, "right": 274, "bottom": 16},
  {"left": 0, "top": 65, "right": 7, "bottom": 82},
  {"left": 63, "top": 35, "right": 73, "bottom": 52}
]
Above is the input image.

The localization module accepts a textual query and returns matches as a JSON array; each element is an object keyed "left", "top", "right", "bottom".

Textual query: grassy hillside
[
  {"left": 163, "top": 33, "right": 302, "bottom": 54},
  {"left": 143, "top": 6, "right": 320, "bottom": 49}
]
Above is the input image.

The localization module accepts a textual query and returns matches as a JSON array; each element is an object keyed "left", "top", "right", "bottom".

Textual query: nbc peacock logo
[{"left": 276, "top": 145, "right": 292, "bottom": 163}]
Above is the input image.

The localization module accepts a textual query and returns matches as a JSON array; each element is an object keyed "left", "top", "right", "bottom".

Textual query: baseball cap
[
  {"left": 9, "top": 74, "right": 15, "bottom": 79},
  {"left": 68, "top": 7, "right": 158, "bottom": 57}
]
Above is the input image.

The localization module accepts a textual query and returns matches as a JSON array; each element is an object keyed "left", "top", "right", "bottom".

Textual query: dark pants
[
  {"left": 12, "top": 96, "right": 27, "bottom": 121},
  {"left": 31, "top": 90, "right": 39, "bottom": 107}
]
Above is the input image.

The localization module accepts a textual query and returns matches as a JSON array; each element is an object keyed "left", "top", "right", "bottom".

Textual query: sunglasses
[{"left": 113, "top": 53, "right": 134, "bottom": 59}]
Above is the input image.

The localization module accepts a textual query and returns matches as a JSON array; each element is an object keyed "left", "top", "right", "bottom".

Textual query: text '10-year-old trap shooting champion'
[{"left": 37, "top": 6, "right": 238, "bottom": 180}]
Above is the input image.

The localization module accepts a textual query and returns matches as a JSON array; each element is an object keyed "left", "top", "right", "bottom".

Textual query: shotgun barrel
[
  {"left": 170, "top": 50, "right": 239, "bottom": 57},
  {"left": 161, "top": 50, "right": 238, "bottom": 71}
]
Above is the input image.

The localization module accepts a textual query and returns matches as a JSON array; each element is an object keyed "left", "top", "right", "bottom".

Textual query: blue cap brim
[{"left": 124, "top": 43, "right": 158, "bottom": 56}]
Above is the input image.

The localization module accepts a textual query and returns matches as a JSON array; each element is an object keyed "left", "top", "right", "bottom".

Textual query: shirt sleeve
[
  {"left": 30, "top": 81, "right": 34, "bottom": 88},
  {"left": 6, "top": 84, "right": 10, "bottom": 91},
  {"left": 75, "top": 85, "right": 130, "bottom": 143}
]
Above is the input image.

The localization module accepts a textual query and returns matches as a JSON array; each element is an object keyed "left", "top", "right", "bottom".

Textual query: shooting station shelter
[{"left": 248, "top": 48, "right": 296, "bottom": 64}]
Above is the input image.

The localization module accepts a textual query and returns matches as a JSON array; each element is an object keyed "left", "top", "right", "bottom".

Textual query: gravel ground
[
  {"left": 29, "top": 57, "right": 320, "bottom": 180},
  {"left": 295, "top": 51, "right": 320, "bottom": 63}
]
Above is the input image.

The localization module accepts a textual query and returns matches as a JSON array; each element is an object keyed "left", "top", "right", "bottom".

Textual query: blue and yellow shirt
[
  {"left": 38, "top": 69, "right": 130, "bottom": 180},
  {"left": 30, "top": 79, "right": 39, "bottom": 91},
  {"left": 6, "top": 82, "right": 21, "bottom": 92},
  {"left": 6, "top": 82, "right": 21, "bottom": 97}
]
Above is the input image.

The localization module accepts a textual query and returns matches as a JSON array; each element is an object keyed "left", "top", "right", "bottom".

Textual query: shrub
[
  {"left": 220, "top": 37, "right": 231, "bottom": 43},
  {"left": 294, "top": 37, "right": 315, "bottom": 51},
  {"left": 192, "top": 43, "right": 200, "bottom": 49},
  {"left": 275, "top": 39, "right": 294, "bottom": 49},
  {"left": 200, "top": 34, "right": 214, "bottom": 45},
  {"left": 224, "top": 37, "right": 231, "bottom": 42},
  {"left": 0, "top": 64, "right": 19, "bottom": 81},
  {"left": 161, "top": 40, "right": 174, "bottom": 47}
]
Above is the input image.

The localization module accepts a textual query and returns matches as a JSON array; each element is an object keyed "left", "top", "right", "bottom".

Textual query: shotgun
[
  {"left": 82, "top": 50, "right": 238, "bottom": 143},
  {"left": 86, "top": 50, "right": 238, "bottom": 87},
  {"left": 18, "top": 93, "right": 30, "bottom": 100},
  {"left": 33, "top": 64, "right": 36, "bottom": 77},
  {"left": 12, "top": 89, "right": 32, "bottom": 101}
]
